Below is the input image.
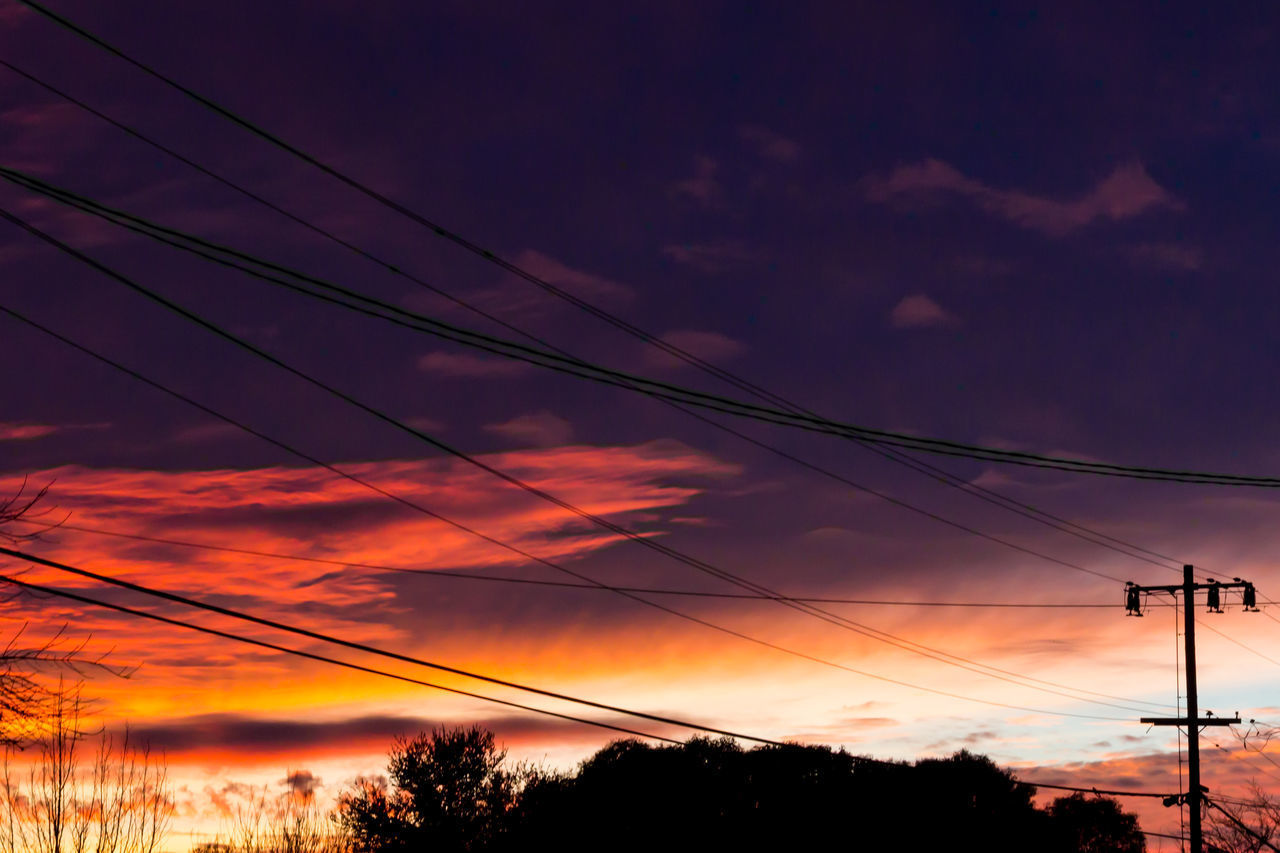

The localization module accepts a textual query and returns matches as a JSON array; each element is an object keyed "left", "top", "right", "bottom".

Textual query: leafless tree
[
  {"left": 0, "top": 479, "right": 127, "bottom": 748},
  {"left": 1198, "top": 723, "right": 1280, "bottom": 853},
  {"left": 0, "top": 477, "right": 60, "bottom": 545},
  {"left": 1202, "top": 782, "right": 1280, "bottom": 853},
  {"left": 0, "top": 688, "right": 173, "bottom": 853}
]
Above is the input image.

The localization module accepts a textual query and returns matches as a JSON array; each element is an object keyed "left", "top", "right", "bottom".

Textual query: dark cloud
[
  {"left": 282, "top": 770, "right": 321, "bottom": 799},
  {"left": 127, "top": 712, "right": 680, "bottom": 757}
]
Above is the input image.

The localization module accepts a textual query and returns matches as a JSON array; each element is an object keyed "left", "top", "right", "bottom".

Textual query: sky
[{"left": 2, "top": 0, "right": 1280, "bottom": 846}]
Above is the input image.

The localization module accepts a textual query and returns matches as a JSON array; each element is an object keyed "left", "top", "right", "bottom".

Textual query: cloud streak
[
  {"left": 889, "top": 294, "right": 960, "bottom": 329},
  {"left": 865, "top": 160, "right": 1181, "bottom": 235}
]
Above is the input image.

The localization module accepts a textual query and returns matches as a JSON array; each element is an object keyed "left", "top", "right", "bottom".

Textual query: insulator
[
  {"left": 1244, "top": 584, "right": 1258, "bottom": 610},
  {"left": 1125, "top": 586, "right": 1142, "bottom": 616},
  {"left": 1207, "top": 584, "right": 1221, "bottom": 613}
]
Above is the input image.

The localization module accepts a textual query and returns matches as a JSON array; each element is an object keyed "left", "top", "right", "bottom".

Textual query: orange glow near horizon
[{"left": 1, "top": 444, "right": 1277, "bottom": 848}]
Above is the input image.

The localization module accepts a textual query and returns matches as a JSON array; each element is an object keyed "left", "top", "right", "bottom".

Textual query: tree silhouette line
[{"left": 332, "top": 726, "right": 1147, "bottom": 853}]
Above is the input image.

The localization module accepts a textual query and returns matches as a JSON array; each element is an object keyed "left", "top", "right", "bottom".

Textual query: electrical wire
[
  {"left": 0, "top": 303, "right": 1159, "bottom": 722},
  {"left": 0, "top": 166, "right": 1139, "bottom": 588},
  {"left": 1203, "top": 794, "right": 1280, "bottom": 853},
  {"left": 0, "top": 570, "right": 1183, "bottom": 803},
  {"left": 0, "top": 62, "right": 1196, "bottom": 578},
  {"left": 0, "top": 207, "right": 1177, "bottom": 716},
  {"left": 0, "top": 545, "right": 787, "bottom": 743},
  {"left": 9, "top": 518, "right": 1133, "bottom": 608},
  {"left": 0, "top": 572, "right": 680, "bottom": 744},
  {"left": 1197, "top": 617, "right": 1280, "bottom": 669},
  {"left": 15, "top": 1, "right": 1280, "bottom": 488},
  {"left": 25, "top": 8, "right": 1280, "bottom": 737}
]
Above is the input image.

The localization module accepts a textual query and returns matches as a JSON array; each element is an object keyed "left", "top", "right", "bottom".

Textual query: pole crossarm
[
  {"left": 1130, "top": 581, "right": 1253, "bottom": 595},
  {"left": 1140, "top": 717, "right": 1241, "bottom": 727},
  {"left": 1126, "top": 575, "right": 1259, "bottom": 617}
]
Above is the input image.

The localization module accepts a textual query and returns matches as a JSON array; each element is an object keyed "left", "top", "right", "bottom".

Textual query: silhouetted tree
[
  {"left": 338, "top": 728, "right": 1151, "bottom": 853},
  {"left": 1045, "top": 792, "right": 1145, "bottom": 852},
  {"left": 509, "top": 737, "right": 902, "bottom": 852},
  {"left": 337, "top": 727, "right": 519, "bottom": 852}
]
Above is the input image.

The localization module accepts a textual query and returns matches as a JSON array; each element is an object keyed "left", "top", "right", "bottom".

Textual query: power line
[
  {"left": 0, "top": 177, "right": 1249, "bottom": 670},
  {"left": 0, "top": 304, "right": 1159, "bottom": 722},
  {"left": 1197, "top": 617, "right": 1280, "bottom": 669},
  {"left": 1203, "top": 795, "right": 1280, "bottom": 853},
  {"left": 16, "top": 0, "right": 1280, "bottom": 489},
  {"left": 0, "top": 210, "right": 1175, "bottom": 716},
  {"left": 0, "top": 544, "right": 788, "bottom": 744},
  {"left": 0, "top": 186, "right": 1267, "bottom": 494},
  {"left": 0, "top": 65, "right": 1194, "bottom": 578},
  {"left": 10, "top": 518, "right": 1130, "bottom": 608},
  {"left": 0, "top": 166, "right": 1138, "bottom": 589},
  {"left": 24, "top": 13, "right": 1280, "bottom": 712},
  {"left": 1027, "top": 780, "right": 1173, "bottom": 799},
  {"left": 0, "top": 572, "right": 679, "bottom": 744},
  {"left": 0, "top": 571, "right": 1183, "bottom": 804}
]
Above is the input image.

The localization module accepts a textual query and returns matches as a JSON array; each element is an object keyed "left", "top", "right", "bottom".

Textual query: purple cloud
[
  {"left": 642, "top": 330, "right": 746, "bottom": 369},
  {"left": 483, "top": 411, "right": 574, "bottom": 448},
  {"left": 865, "top": 159, "right": 1182, "bottom": 236},
  {"left": 1126, "top": 242, "right": 1202, "bottom": 272},
  {"left": 672, "top": 155, "right": 722, "bottom": 206},
  {"left": 662, "top": 240, "right": 759, "bottom": 274},
  {"left": 738, "top": 125, "right": 801, "bottom": 163},
  {"left": 0, "top": 422, "right": 59, "bottom": 441},
  {"left": 889, "top": 294, "right": 960, "bottom": 329},
  {"left": 417, "top": 352, "right": 530, "bottom": 378}
]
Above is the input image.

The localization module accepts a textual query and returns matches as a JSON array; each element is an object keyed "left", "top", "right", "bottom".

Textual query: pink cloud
[
  {"left": 661, "top": 241, "right": 759, "bottom": 274},
  {"left": 738, "top": 125, "right": 801, "bottom": 163},
  {"left": 412, "top": 252, "right": 632, "bottom": 321},
  {"left": 416, "top": 351, "right": 529, "bottom": 378},
  {"left": 889, "top": 294, "right": 960, "bottom": 329},
  {"left": 511, "top": 250, "right": 633, "bottom": 303},
  {"left": 0, "top": 440, "right": 738, "bottom": 684},
  {"left": 483, "top": 411, "right": 573, "bottom": 448},
  {"left": 865, "top": 159, "right": 1182, "bottom": 236},
  {"left": 672, "top": 155, "right": 722, "bottom": 206},
  {"left": 0, "top": 422, "right": 109, "bottom": 441},
  {"left": 642, "top": 329, "right": 746, "bottom": 369},
  {"left": 0, "top": 422, "right": 59, "bottom": 441},
  {"left": 1127, "top": 242, "right": 1203, "bottom": 272}
]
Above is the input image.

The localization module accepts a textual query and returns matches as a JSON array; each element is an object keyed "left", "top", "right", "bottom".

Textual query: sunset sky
[{"left": 3, "top": 1, "right": 1280, "bottom": 847}]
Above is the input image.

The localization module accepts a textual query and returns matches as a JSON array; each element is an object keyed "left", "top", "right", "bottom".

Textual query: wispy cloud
[
  {"left": 415, "top": 251, "right": 632, "bottom": 321},
  {"left": 1126, "top": 242, "right": 1202, "bottom": 272},
  {"left": 0, "top": 441, "right": 737, "bottom": 648},
  {"left": 865, "top": 159, "right": 1182, "bottom": 236},
  {"left": 672, "top": 155, "right": 722, "bottom": 206},
  {"left": 0, "top": 422, "right": 59, "bottom": 441},
  {"left": 738, "top": 125, "right": 800, "bottom": 163},
  {"left": 0, "top": 421, "right": 110, "bottom": 441},
  {"left": 662, "top": 240, "right": 759, "bottom": 274},
  {"left": 512, "top": 250, "right": 633, "bottom": 303},
  {"left": 889, "top": 294, "right": 960, "bottom": 329},
  {"left": 484, "top": 411, "right": 573, "bottom": 448},
  {"left": 642, "top": 330, "right": 746, "bottom": 369},
  {"left": 417, "top": 351, "right": 529, "bottom": 378}
]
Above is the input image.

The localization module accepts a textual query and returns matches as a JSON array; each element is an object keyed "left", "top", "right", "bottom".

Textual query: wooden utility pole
[{"left": 1127, "top": 565, "right": 1258, "bottom": 853}]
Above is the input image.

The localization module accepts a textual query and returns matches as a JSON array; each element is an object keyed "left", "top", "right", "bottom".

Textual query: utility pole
[{"left": 1126, "top": 565, "right": 1259, "bottom": 853}]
